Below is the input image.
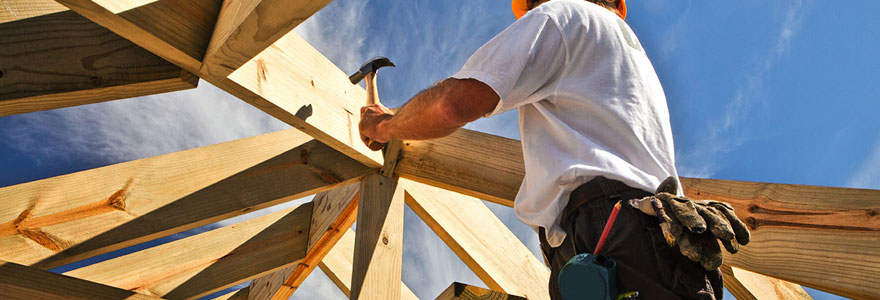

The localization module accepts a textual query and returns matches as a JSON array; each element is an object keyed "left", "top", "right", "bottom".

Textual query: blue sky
[{"left": 1, "top": 0, "right": 877, "bottom": 299}]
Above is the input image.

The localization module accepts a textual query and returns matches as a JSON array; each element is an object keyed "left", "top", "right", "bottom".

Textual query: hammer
[{"left": 349, "top": 56, "right": 395, "bottom": 149}]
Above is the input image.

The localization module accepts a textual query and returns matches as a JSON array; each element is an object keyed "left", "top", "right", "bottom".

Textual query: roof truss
[{"left": 1, "top": 1, "right": 877, "bottom": 300}]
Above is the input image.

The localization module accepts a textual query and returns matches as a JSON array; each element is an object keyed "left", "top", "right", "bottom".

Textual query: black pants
[{"left": 540, "top": 177, "right": 723, "bottom": 300}]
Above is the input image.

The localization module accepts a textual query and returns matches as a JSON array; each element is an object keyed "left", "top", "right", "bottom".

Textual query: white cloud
[
  {"left": 678, "top": 0, "right": 811, "bottom": 178},
  {"left": 847, "top": 137, "right": 880, "bottom": 189}
]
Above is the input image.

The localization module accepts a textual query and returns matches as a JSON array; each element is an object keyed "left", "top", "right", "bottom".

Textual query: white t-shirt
[{"left": 451, "top": 0, "right": 680, "bottom": 247}]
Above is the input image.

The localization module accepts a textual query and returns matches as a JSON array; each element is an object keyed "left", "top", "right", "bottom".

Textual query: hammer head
[{"left": 349, "top": 56, "right": 395, "bottom": 84}]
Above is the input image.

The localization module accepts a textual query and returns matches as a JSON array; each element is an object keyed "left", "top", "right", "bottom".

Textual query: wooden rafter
[
  {"left": 54, "top": 0, "right": 221, "bottom": 72},
  {"left": 0, "top": 259, "right": 159, "bottom": 300},
  {"left": 64, "top": 203, "right": 312, "bottom": 299},
  {"left": 0, "top": 0, "right": 68, "bottom": 24},
  {"left": 0, "top": 10, "right": 197, "bottom": 117},
  {"left": 56, "top": 0, "right": 385, "bottom": 167},
  {"left": 319, "top": 228, "right": 419, "bottom": 300},
  {"left": 351, "top": 173, "right": 405, "bottom": 300},
  {"left": 397, "top": 128, "right": 880, "bottom": 299},
  {"left": 402, "top": 179, "right": 550, "bottom": 300},
  {"left": 250, "top": 183, "right": 360, "bottom": 300},
  {"left": 200, "top": 0, "right": 333, "bottom": 78},
  {"left": 721, "top": 265, "right": 812, "bottom": 300},
  {"left": 0, "top": 128, "right": 369, "bottom": 269}
]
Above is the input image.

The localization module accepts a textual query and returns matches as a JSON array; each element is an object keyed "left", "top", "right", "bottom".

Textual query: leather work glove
[{"left": 627, "top": 177, "right": 751, "bottom": 270}]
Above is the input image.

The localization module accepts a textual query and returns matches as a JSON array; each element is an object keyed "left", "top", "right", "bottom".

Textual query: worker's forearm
[{"left": 381, "top": 80, "right": 467, "bottom": 140}]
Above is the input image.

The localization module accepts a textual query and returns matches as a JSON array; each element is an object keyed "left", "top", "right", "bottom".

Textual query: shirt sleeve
[{"left": 451, "top": 12, "right": 567, "bottom": 117}]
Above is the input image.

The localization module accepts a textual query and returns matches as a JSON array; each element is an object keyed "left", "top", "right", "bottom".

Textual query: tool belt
[{"left": 560, "top": 177, "right": 652, "bottom": 228}]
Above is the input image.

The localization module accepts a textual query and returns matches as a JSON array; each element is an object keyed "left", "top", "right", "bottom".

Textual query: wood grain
[
  {"left": 402, "top": 179, "right": 550, "bottom": 300},
  {"left": 397, "top": 128, "right": 879, "bottom": 299},
  {"left": 56, "top": 0, "right": 385, "bottom": 167},
  {"left": 721, "top": 265, "right": 812, "bottom": 300},
  {"left": 0, "top": 0, "right": 68, "bottom": 23},
  {"left": 226, "top": 31, "right": 384, "bottom": 167},
  {"left": 0, "top": 129, "right": 370, "bottom": 269},
  {"left": 434, "top": 282, "right": 526, "bottom": 300},
  {"left": 200, "top": 0, "right": 332, "bottom": 78},
  {"left": 249, "top": 183, "right": 360, "bottom": 300},
  {"left": 0, "top": 10, "right": 196, "bottom": 116},
  {"left": 351, "top": 173, "right": 405, "bottom": 300},
  {"left": 65, "top": 203, "right": 312, "bottom": 299},
  {"left": 0, "top": 259, "right": 159, "bottom": 300},
  {"left": 318, "top": 228, "right": 419, "bottom": 300},
  {"left": 55, "top": 0, "right": 221, "bottom": 72}
]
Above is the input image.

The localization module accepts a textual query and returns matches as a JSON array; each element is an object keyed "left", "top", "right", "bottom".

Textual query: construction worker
[{"left": 359, "top": 0, "right": 748, "bottom": 299}]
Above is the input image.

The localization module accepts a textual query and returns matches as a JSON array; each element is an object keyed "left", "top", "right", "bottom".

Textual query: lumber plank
[
  {"left": 0, "top": 0, "right": 68, "bottom": 23},
  {"left": 0, "top": 259, "right": 160, "bottom": 300},
  {"left": 721, "top": 266, "right": 812, "bottom": 300},
  {"left": 434, "top": 282, "right": 526, "bottom": 300},
  {"left": 225, "top": 31, "right": 384, "bottom": 167},
  {"left": 0, "top": 10, "right": 197, "bottom": 117},
  {"left": 55, "top": 0, "right": 221, "bottom": 71},
  {"left": 401, "top": 179, "right": 550, "bottom": 300},
  {"left": 64, "top": 203, "right": 312, "bottom": 300},
  {"left": 250, "top": 183, "right": 360, "bottom": 300},
  {"left": 213, "top": 288, "right": 250, "bottom": 300},
  {"left": 57, "top": 0, "right": 384, "bottom": 167},
  {"left": 0, "top": 128, "right": 370, "bottom": 269},
  {"left": 318, "top": 228, "right": 419, "bottom": 300},
  {"left": 200, "top": 0, "right": 333, "bottom": 78},
  {"left": 397, "top": 128, "right": 880, "bottom": 299},
  {"left": 397, "top": 129, "right": 523, "bottom": 206},
  {"left": 351, "top": 173, "right": 405, "bottom": 300},
  {"left": 682, "top": 178, "right": 880, "bottom": 299}
]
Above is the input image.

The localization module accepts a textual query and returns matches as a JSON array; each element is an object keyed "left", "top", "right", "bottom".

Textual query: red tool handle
[{"left": 593, "top": 201, "right": 622, "bottom": 256}]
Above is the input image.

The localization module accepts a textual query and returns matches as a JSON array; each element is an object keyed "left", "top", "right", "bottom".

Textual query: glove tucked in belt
[{"left": 627, "top": 177, "right": 751, "bottom": 270}]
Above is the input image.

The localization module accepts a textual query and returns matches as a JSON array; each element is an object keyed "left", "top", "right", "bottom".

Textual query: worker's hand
[
  {"left": 627, "top": 177, "right": 751, "bottom": 270},
  {"left": 359, "top": 103, "right": 394, "bottom": 151}
]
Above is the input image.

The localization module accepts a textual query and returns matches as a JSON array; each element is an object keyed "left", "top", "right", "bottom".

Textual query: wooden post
[
  {"left": 350, "top": 173, "right": 405, "bottom": 300},
  {"left": 434, "top": 282, "right": 526, "bottom": 300},
  {"left": 319, "top": 229, "right": 419, "bottom": 300},
  {"left": 721, "top": 266, "right": 813, "bottom": 300}
]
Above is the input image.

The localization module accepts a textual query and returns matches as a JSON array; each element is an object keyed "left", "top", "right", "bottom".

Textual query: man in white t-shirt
[{"left": 359, "top": 0, "right": 724, "bottom": 299}]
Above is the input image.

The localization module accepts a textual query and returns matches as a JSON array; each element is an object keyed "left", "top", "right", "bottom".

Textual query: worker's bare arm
[{"left": 359, "top": 78, "right": 499, "bottom": 145}]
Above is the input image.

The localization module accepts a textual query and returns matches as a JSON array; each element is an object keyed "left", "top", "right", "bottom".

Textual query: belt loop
[{"left": 597, "top": 176, "right": 620, "bottom": 201}]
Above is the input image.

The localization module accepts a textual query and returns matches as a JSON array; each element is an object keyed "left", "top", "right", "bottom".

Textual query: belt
[{"left": 559, "top": 176, "right": 652, "bottom": 228}]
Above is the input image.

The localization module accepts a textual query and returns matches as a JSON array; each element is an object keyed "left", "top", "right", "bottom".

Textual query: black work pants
[{"left": 539, "top": 177, "right": 723, "bottom": 300}]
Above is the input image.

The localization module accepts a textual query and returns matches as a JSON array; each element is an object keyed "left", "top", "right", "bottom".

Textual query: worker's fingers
[
  {"left": 720, "top": 237, "right": 739, "bottom": 254},
  {"left": 367, "top": 140, "right": 385, "bottom": 151}
]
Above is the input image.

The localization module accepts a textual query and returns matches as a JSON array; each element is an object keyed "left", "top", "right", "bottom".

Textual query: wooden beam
[
  {"left": 0, "top": 10, "right": 197, "bottom": 117},
  {"left": 0, "top": 0, "right": 68, "bottom": 23},
  {"left": 401, "top": 179, "right": 550, "bottom": 300},
  {"left": 64, "top": 203, "right": 312, "bottom": 299},
  {"left": 224, "top": 32, "right": 384, "bottom": 167},
  {"left": 397, "top": 128, "right": 879, "bottom": 299},
  {"left": 682, "top": 178, "right": 880, "bottom": 299},
  {"left": 249, "top": 183, "right": 360, "bottom": 300},
  {"left": 434, "top": 282, "right": 526, "bottom": 300},
  {"left": 57, "top": 0, "right": 385, "bottom": 167},
  {"left": 0, "top": 259, "right": 160, "bottom": 300},
  {"left": 397, "top": 129, "right": 523, "bottom": 206},
  {"left": 213, "top": 288, "right": 249, "bottom": 300},
  {"left": 0, "top": 128, "right": 370, "bottom": 269},
  {"left": 200, "top": 0, "right": 333, "bottom": 78},
  {"left": 318, "top": 228, "right": 419, "bottom": 300},
  {"left": 351, "top": 173, "right": 405, "bottom": 300},
  {"left": 55, "top": 0, "right": 222, "bottom": 72},
  {"left": 721, "top": 265, "right": 812, "bottom": 300}
]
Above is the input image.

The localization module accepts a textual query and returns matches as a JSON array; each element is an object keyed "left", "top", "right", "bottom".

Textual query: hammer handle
[{"left": 364, "top": 72, "right": 381, "bottom": 106}]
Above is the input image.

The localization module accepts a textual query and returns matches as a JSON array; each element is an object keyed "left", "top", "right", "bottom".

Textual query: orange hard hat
[{"left": 512, "top": 0, "right": 627, "bottom": 20}]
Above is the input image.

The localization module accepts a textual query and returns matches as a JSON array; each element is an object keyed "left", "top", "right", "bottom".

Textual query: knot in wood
[
  {"left": 745, "top": 217, "right": 759, "bottom": 230},
  {"left": 382, "top": 236, "right": 389, "bottom": 245}
]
